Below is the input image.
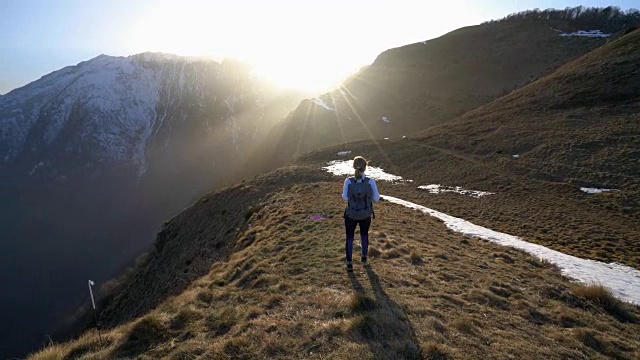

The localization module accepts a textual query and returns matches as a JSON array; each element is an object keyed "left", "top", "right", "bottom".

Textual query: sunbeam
[
  {"left": 336, "top": 85, "right": 396, "bottom": 171},
  {"left": 328, "top": 91, "right": 348, "bottom": 145},
  {"left": 294, "top": 101, "right": 314, "bottom": 158}
]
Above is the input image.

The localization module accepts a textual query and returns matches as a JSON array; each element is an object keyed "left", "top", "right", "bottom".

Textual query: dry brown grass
[
  {"left": 112, "top": 315, "right": 168, "bottom": 358},
  {"left": 28, "top": 331, "right": 115, "bottom": 360},
  {"left": 409, "top": 250, "right": 424, "bottom": 265},
  {"left": 29, "top": 179, "right": 640, "bottom": 360},
  {"left": 571, "top": 284, "right": 636, "bottom": 323}
]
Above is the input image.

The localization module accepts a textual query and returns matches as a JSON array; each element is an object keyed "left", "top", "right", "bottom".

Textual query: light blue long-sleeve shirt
[{"left": 342, "top": 174, "right": 381, "bottom": 201}]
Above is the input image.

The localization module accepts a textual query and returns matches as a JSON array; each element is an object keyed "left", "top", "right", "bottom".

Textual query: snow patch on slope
[
  {"left": 29, "top": 161, "right": 46, "bottom": 176},
  {"left": 418, "top": 184, "right": 494, "bottom": 197},
  {"left": 311, "top": 98, "right": 336, "bottom": 112},
  {"left": 580, "top": 187, "right": 615, "bottom": 194},
  {"left": 323, "top": 160, "right": 401, "bottom": 181},
  {"left": 323, "top": 160, "right": 410, "bottom": 182},
  {"left": 559, "top": 30, "right": 611, "bottom": 37}
]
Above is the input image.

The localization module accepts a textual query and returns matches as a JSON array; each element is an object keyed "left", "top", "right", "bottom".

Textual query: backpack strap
[
  {"left": 364, "top": 177, "right": 375, "bottom": 219},
  {"left": 347, "top": 177, "right": 355, "bottom": 211}
]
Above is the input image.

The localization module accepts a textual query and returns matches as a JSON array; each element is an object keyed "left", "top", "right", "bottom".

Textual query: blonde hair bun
[{"left": 353, "top": 156, "right": 368, "bottom": 177}]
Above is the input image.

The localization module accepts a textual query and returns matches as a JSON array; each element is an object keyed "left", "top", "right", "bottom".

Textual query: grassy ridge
[{"left": 29, "top": 180, "right": 640, "bottom": 359}]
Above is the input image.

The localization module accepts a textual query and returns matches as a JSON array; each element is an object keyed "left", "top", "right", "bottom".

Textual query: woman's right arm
[{"left": 369, "top": 178, "right": 381, "bottom": 201}]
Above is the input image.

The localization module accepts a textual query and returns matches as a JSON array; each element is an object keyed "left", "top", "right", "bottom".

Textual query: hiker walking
[{"left": 343, "top": 156, "right": 380, "bottom": 272}]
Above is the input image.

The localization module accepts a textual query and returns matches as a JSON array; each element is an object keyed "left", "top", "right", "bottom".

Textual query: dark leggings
[{"left": 344, "top": 216, "right": 371, "bottom": 262}]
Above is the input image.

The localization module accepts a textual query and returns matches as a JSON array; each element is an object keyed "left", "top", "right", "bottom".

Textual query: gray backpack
[{"left": 345, "top": 177, "right": 374, "bottom": 220}]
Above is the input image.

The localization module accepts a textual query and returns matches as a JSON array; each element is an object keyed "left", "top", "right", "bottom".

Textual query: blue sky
[{"left": 1, "top": 0, "right": 638, "bottom": 94}]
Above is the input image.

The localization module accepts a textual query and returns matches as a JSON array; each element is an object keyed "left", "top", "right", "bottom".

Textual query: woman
[{"left": 342, "top": 156, "right": 381, "bottom": 272}]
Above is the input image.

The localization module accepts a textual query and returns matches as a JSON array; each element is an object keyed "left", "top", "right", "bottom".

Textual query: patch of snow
[
  {"left": 310, "top": 98, "right": 336, "bottom": 112},
  {"left": 154, "top": 66, "right": 175, "bottom": 137},
  {"left": 322, "top": 160, "right": 407, "bottom": 182},
  {"left": 29, "top": 161, "right": 46, "bottom": 176},
  {"left": 580, "top": 187, "right": 615, "bottom": 194},
  {"left": 418, "top": 184, "right": 494, "bottom": 198},
  {"left": 384, "top": 137, "right": 389, "bottom": 140},
  {"left": 382, "top": 116, "right": 391, "bottom": 123},
  {"left": 338, "top": 88, "right": 357, "bottom": 100},
  {"left": 512, "top": 154, "right": 520, "bottom": 158},
  {"left": 402, "top": 136, "right": 407, "bottom": 139},
  {"left": 336, "top": 151, "right": 351, "bottom": 156},
  {"left": 559, "top": 30, "right": 611, "bottom": 38},
  {"left": 382, "top": 195, "right": 640, "bottom": 305}
]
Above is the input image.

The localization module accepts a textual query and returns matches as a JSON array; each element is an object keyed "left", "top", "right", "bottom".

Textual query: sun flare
[{"left": 127, "top": 0, "right": 481, "bottom": 91}]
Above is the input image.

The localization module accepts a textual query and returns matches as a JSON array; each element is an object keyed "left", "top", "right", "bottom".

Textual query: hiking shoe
[
  {"left": 361, "top": 256, "right": 368, "bottom": 265},
  {"left": 346, "top": 262, "right": 353, "bottom": 272}
]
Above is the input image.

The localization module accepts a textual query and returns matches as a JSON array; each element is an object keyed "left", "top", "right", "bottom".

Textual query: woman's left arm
[{"left": 342, "top": 178, "right": 350, "bottom": 200}]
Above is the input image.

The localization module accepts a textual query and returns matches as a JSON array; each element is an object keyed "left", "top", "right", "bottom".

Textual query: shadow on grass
[
  {"left": 348, "top": 271, "right": 366, "bottom": 294},
  {"left": 347, "top": 267, "right": 423, "bottom": 359}
]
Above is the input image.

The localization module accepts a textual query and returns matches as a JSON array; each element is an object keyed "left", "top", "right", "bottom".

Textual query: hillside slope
[
  {"left": 419, "top": 28, "right": 640, "bottom": 191},
  {"left": 252, "top": 17, "right": 613, "bottom": 171},
  {"left": 297, "top": 30, "right": 640, "bottom": 271},
  {"left": 29, "top": 162, "right": 640, "bottom": 359}
]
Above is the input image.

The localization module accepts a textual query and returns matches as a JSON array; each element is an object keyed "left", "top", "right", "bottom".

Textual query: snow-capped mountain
[
  {"left": 1, "top": 52, "right": 303, "bottom": 183},
  {"left": 0, "top": 53, "right": 308, "bottom": 358}
]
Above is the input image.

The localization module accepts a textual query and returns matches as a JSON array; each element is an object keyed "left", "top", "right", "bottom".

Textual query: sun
[
  {"left": 126, "top": 0, "right": 483, "bottom": 92},
  {"left": 250, "top": 57, "right": 360, "bottom": 93},
  {"left": 126, "top": 0, "right": 367, "bottom": 92}
]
